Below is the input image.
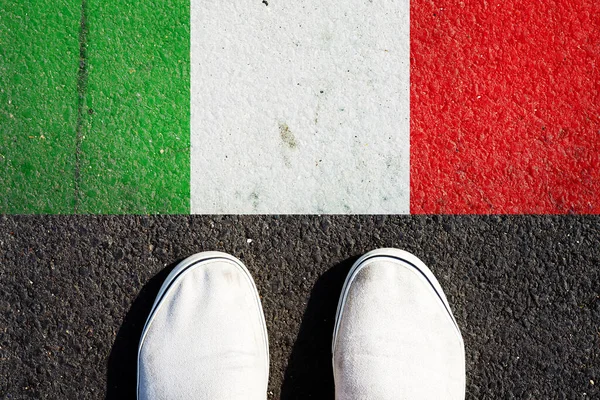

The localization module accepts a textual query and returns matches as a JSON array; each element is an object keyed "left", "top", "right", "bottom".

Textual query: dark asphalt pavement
[{"left": 1, "top": 215, "right": 599, "bottom": 399}]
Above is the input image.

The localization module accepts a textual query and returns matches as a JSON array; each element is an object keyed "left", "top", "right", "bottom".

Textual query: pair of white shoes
[{"left": 137, "top": 249, "right": 465, "bottom": 399}]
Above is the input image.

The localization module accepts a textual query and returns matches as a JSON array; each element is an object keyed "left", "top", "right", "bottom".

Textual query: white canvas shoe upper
[
  {"left": 137, "top": 252, "right": 269, "bottom": 400},
  {"left": 332, "top": 249, "right": 466, "bottom": 400}
]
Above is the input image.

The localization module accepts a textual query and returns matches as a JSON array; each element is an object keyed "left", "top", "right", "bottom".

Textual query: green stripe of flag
[
  {"left": 1, "top": 0, "right": 190, "bottom": 214},
  {"left": 1, "top": 1, "right": 79, "bottom": 213},
  {"left": 79, "top": 0, "right": 190, "bottom": 213}
]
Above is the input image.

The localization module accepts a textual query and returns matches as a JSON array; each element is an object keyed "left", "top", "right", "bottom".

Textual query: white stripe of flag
[{"left": 191, "top": 0, "right": 409, "bottom": 213}]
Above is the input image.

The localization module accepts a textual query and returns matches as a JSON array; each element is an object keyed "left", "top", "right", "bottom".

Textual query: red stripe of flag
[{"left": 411, "top": 0, "right": 599, "bottom": 214}]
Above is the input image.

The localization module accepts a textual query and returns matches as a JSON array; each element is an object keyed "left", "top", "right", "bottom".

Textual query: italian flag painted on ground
[{"left": 2, "top": 0, "right": 598, "bottom": 214}]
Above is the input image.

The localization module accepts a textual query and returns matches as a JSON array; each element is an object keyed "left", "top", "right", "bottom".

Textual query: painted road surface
[
  {"left": 1, "top": 1, "right": 79, "bottom": 213},
  {"left": 1, "top": 0, "right": 598, "bottom": 214},
  {"left": 411, "top": 1, "right": 600, "bottom": 214},
  {"left": 191, "top": 0, "right": 410, "bottom": 213},
  {"left": 1, "top": 0, "right": 190, "bottom": 214}
]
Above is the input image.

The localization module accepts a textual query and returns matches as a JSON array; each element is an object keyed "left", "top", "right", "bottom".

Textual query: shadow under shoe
[
  {"left": 280, "top": 256, "right": 358, "bottom": 400},
  {"left": 105, "top": 260, "right": 180, "bottom": 400}
]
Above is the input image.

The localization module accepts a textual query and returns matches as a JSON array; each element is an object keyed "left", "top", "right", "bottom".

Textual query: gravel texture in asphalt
[{"left": 1, "top": 215, "right": 599, "bottom": 399}]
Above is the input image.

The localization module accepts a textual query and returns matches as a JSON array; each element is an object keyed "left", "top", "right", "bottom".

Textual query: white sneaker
[
  {"left": 137, "top": 252, "right": 269, "bottom": 400},
  {"left": 332, "top": 248, "right": 465, "bottom": 399}
]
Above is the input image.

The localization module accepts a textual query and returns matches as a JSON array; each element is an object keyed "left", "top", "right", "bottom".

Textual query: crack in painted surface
[{"left": 74, "top": 0, "right": 89, "bottom": 213}]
